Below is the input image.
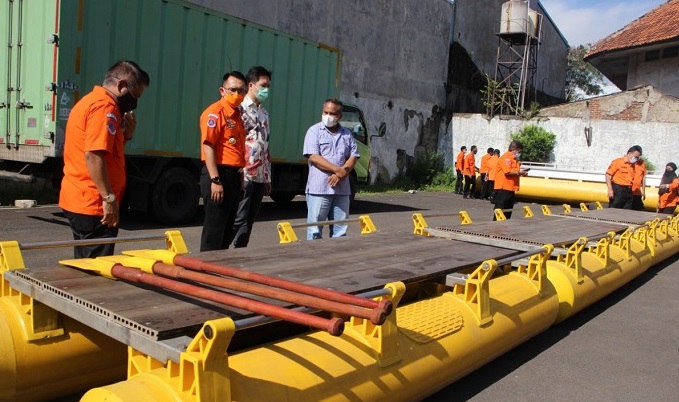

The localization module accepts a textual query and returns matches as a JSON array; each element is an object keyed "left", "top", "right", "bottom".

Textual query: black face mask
[{"left": 117, "top": 91, "right": 138, "bottom": 114}]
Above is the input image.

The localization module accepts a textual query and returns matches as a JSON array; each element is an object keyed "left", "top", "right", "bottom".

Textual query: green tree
[
  {"left": 510, "top": 125, "right": 556, "bottom": 162},
  {"left": 566, "top": 45, "right": 605, "bottom": 101}
]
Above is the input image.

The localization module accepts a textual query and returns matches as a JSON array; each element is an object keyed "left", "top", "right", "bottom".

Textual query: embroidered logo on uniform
[
  {"left": 226, "top": 119, "right": 236, "bottom": 129},
  {"left": 106, "top": 113, "right": 117, "bottom": 135},
  {"left": 206, "top": 113, "right": 219, "bottom": 128},
  {"left": 505, "top": 159, "right": 511, "bottom": 165},
  {"left": 228, "top": 137, "right": 236, "bottom": 145}
]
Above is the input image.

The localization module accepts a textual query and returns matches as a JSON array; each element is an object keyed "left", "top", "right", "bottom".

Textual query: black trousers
[
  {"left": 631, "top": 195, "right": 644, "bottom": 211},
  {"left": 455, "top": 169, "right": 464, "bottom": 193},
  {"left": 231, "top": 180, "right": 266, "bottom": 248},
  {"left": 660, "top": 206, "right": 676, "bottom": 214},
  {"left": 200, "top": 165, "right": 242, "bottom": 251},
  {"left": 464, "top": 175, "right": 476, "bottom": 197},
  {"left": 479, "top": 173, "right": 490, "bottom": 199},
  {"left": 493, "top": 189, "right": 515, "bottom": 220},
  {"left": 609, "top": 183, "right": 633, "bottom": 209},
  {"left": 63, "top": 209, "right": 119, "bottom": 258}
]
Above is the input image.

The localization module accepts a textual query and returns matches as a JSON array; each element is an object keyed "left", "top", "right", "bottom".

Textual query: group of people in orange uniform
[
  {"left": 605, "top": 145, "right": 679, "bottom": 214},
  {"left": 455, "top": 141, "right": 528, "bottom": 219}
]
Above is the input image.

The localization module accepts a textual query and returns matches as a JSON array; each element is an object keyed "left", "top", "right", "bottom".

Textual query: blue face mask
[{"left": 255, "top": 87, "right": 269, "bottom": 102}]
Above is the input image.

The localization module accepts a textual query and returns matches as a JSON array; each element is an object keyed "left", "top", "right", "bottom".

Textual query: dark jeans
[
  {"left": 660, "top": 206, "right": 676, "bottom": 214},
  {"left": 493, "top": 189, "right": 515, "bottom": 220},
  {"left": 455, "top": 169, "right": 464, "bottom": 193},
  {"left": 464, "top": 175, "right": 476, "bottom": 197},
  {"left": 609, "top": 183, "right": 633, "bottom": 209},
  {"left": 200, "top": 165, "right": 242, "bottom": 251},
  {"left": 63, "top": 209, "right": 119, "bottom": 258},
  {"left": 231, "top": 180, "right": 267, "bottom": 248}
]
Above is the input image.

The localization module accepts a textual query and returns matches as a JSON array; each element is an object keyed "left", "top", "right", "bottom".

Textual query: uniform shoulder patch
[
  {"left": 207, "top": 113, "right": 219, "bottom": 128},
  {"left": 106, "top": 113, "right": 117, "bottom": 135}
]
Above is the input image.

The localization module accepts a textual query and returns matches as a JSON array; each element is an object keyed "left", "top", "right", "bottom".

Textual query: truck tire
[
  {"left": 270, "top": 191, "right": 296, "bottom": 203},
  {"left": 151, "top": 167, "right": 199, "bottom": 224}
]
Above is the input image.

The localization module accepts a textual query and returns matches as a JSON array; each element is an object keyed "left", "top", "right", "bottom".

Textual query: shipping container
[{"left": 0, "top": 0, "right": 377, "bottom": 223}]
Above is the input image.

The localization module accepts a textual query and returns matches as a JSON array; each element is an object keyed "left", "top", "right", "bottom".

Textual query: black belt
[
  {"left": 613, "top": 183, "right": 632, "bottom": 188},
  {"left": 217, "top": 165, "right": 243, "bottom": 173}
]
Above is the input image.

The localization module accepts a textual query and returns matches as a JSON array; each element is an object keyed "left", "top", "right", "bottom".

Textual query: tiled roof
[{"left": 586, "top": 0, "right": 679, "bottom": 58}]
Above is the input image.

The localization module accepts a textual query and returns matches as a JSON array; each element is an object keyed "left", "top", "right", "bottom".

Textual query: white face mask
[
  {"left": 322, "top": 115, "right": 338, "bottom": 128},
  {"left": 514, "top": 151, "right": 521, "bottom": 159},
  {"left": 629, "top": 156, "right": 639, "bottom": 164}
]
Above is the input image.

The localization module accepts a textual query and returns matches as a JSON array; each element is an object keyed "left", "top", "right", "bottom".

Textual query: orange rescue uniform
[
  {"left": 59, "top": 86, "right": 126, "bottom": 216},
  {"left": 200, "top": 97, "right": 246, "bottom": 167},
  {"left": 494, "top": 151, "right": 521, "bottom": 191},
  {"left": 487, "top": 155, "right": 499, "bottom": 181},
  {"left": 463, "top": 152, "right": 476, "bottom": 176},
  {"left": 455, "top": 151, "right": 465, "bottom": 171},
  {"left": 631, "top": 160, "right": 647, "bottom": 195},
  {"left": 658, "top": 178, "right": 679, "bottom": 210},
  {"left": 606, "top": 157, "right": 636, "bottom": 187},
  {"left": 480, "top": 153, "right": 492, "bottom": 175}
]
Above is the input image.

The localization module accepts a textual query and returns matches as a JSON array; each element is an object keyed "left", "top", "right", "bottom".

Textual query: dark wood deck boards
[{"left": 12, "top": 232, "right": 517, "bottom": 339}]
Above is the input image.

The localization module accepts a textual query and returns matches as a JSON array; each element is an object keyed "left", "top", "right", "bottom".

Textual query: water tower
[{"left": 489, "top": 0, "right": 542, "bottom": 117}]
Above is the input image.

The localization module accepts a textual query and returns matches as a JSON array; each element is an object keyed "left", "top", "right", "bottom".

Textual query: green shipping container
[{"left": 1, "top": 0, "right": 371, "bottom": 223}]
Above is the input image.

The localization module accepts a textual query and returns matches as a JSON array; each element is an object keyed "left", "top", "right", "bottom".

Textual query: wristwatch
[
  {"left": 211, "top": 176, "right": 222, "bottom": 184},
  {"left": 103, "top": 193, "right": 116, "bottom": 203}
]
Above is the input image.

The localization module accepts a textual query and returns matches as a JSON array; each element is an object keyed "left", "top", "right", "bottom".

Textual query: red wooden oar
[
  {"left": 152, "top": 262, "right": 386, "bottom": 325},
  {"left": 110, "top": 264, "right": 344, "bottom": 336},
  {"left": 173, "top": 254, "right": 393, "bottom": 316}
]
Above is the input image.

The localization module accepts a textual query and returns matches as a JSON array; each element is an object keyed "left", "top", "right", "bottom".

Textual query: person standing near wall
[
  {"left": 485, "top": 149, "right": 500, "bottom": 202},
  {"left": 303, "top": 99, "right": 360, "bottom": 240},
  {"left": 59, "top": 60, "right": 149, "bottom": 258},
  {"left": 230, "top": 66, "right": 272, "bottom": 248},
  {"left": 631, "top": 156, "right": 648, "bottom": 211},
  {"left": 463, "top": 145, "right": 478, "bottom": 199},
  {"left": 199, "top": 71, "right": 248, "bottom": 251},
  {"left": 605, "top": 145, "right": 643, "bottom": 210},
  {"left": 479, "top": 147, "right": 494, "bottom": 200},
  {"left": 657, "top": 162, "right": 678, "bottom": 214},
  {"left": 493, "top": 141, "right": 528, "bottom": 219},
  {"left": 454, "top": 146, "right": 466, "bottom": 195}
]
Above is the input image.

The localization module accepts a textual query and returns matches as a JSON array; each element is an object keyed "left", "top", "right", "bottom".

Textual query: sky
[{"left": 539, "top": 0, "right": 667, "bottom": 46}]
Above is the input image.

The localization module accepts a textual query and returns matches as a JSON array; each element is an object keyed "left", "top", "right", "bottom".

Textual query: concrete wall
[
  {"left": 190, "top": 0, "right": 453, "bottom": 183},
  {"left": 628, "top": 53, "right": 679, "bottom": 98},
  {"left": 453, "top": 113, "right": 678, "bottom": 174}
]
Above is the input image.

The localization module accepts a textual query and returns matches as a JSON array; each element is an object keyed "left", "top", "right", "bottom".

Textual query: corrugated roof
[{"left": 586, "top": 0, "right": 679, "bottom": 58}]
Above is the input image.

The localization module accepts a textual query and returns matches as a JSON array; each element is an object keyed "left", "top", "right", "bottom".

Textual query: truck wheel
[
  {"left": 151, "top": 167, "right": 199, "bottom": 224},
  {"left": 270, "top": 191, "right": 296, "bottom": 203}
]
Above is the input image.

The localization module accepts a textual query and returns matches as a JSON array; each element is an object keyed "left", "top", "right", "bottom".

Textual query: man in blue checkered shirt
[{"left": 303, "top": 99, "right": 360, "bottom": 240}]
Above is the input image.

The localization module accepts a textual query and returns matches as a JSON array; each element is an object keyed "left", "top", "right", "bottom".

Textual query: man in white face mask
[
  {"left": 303, "top": 99, "right": 360, "bottom": 239},
  {"left": 605, "top": 145, "right": 643, "bottom": 210}
]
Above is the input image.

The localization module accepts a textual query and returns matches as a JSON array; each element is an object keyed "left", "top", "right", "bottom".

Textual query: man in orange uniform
[
  {"left": 454, "top": 146, "right": 466, "bottom": 194},
  {"left": 631, "top": 155, "right": 647, "bottom": 211},
  {"left": 479, "top": 147, "right": 494, "bottom": 199},
  {"left": 199, "top": 71, "right": 248, "bottom": 251},
  {"left": 485, "top": 149, "right": 500, "bottom": 202},
  {"left": 657, "top": 162, "right": 679, "bottom": 214},
  {"left": 463, "top": 145, "right": 478, "bottom": 199},
  {"left": 59, "top": 61, "right": 149, "bottom": 258},
  {"left": 493, "top": 141, "right": 528, "bottom": 219},
  {"left": 605, "top": 145, "right": 643, "bottom": 210}
]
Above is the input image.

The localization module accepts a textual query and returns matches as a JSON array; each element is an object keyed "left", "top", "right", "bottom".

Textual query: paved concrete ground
[{"left": 1, "top": 191, "right": 677, "bottom": 401}]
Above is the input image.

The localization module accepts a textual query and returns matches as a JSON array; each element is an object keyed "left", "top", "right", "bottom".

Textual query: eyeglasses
[{"left": 222, "top": 86, "right": 247, "bottom": 95}]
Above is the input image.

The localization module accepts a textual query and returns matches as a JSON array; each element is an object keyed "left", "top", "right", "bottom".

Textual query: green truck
[{"left": 0, "top": 0, "right": 381, "bottom": 223}]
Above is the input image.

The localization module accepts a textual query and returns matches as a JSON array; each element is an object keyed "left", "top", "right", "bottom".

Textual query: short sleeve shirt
[
  {"left": 303, "top": 122, "right": 360, "bottom": 195},
  {"left": 240, "top": 96, "right": 271, "bottom": 183},
  {"left": 606, "top": 157, "right": 635, "bottom": 187},
  {"left": 494, "top": 151, "right": 520, "bottom": 191},
  {"left": 59, "top": 86, "right": 126, "bottom": 216},
  {"left": 200, "top": 97, "right": 246, "bottom": 167},
  {"left": 463, "top": 153, "right": 476, "bottom": 176}
]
